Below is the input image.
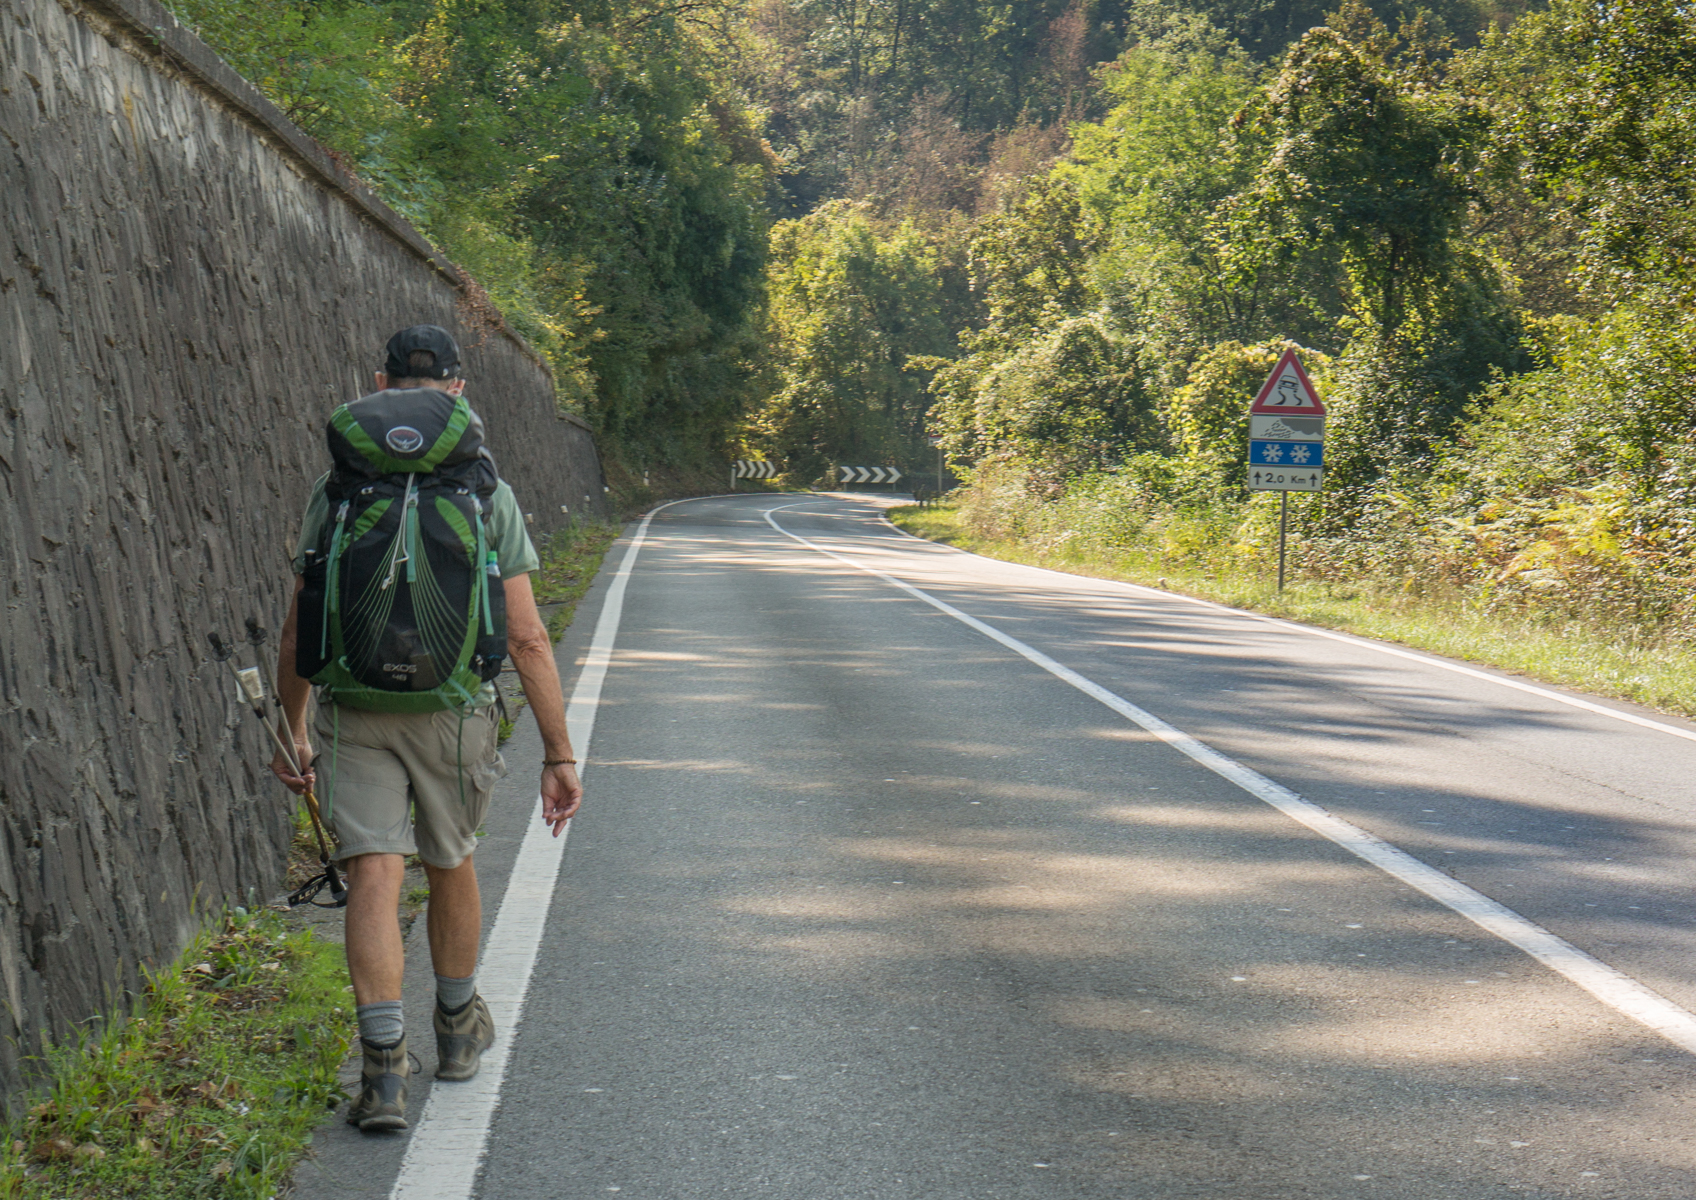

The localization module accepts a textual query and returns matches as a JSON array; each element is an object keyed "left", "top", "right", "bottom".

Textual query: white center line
[
  {"left": 391, "top": 499, "right": 683, "bottom": 1200},
  {"left": 766, "top": 501, "right": 1696, "bottom": 1057}
]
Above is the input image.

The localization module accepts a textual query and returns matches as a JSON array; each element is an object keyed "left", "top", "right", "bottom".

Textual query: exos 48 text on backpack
[{"left": 296, "top": 388, "right": 508, "bottom": 712}]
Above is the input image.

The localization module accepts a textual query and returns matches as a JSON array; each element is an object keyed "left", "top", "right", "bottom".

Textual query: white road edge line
[
  {"left": 767, "top": 502, "right": 1696, "bottom": 1056},
  {"left": 872, "top": 510, "right": 1696, "bottom": 746},
  {"left": 392, "top": 499, "right": 685, "bottom": 1200}
]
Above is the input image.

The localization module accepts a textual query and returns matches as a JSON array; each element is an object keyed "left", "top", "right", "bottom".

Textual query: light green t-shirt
[
  {"left": 291, "top": 474, "right": 540, "bottom": 577},
  {"left": 292, "top": 475, "right": 540, "bottom": 708}
]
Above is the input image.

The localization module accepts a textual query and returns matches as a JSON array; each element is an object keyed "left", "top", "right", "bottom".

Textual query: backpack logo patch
[{"left": 386, "top": 426, "right": 426, "bottom": 455}]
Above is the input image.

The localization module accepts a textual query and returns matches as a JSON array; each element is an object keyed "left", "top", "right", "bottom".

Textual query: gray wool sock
[
  {"left": 357, "top": 1000, "right": 405, "bottom": 1049},
  {"left": 436, "top": 973, "right": 476, "bottom": 1013}
]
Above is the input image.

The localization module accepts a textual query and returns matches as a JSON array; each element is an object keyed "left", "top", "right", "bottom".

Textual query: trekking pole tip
[
  {"left": 245, "top": 616, "right": 268, "bottom": 646},
  {"left": 207, "top": 631, "right": 230, "bottom": 661}
]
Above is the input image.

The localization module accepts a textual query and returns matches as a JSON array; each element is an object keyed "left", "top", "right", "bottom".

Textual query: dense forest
[{"left": 168, "top": 0, "right": 1694, "bottom": 660}]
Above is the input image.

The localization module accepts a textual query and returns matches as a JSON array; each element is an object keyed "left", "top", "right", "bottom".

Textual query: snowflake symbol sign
[
  {"left": 1264, "top": 443, "right": 1284, "bottom": 464},
  {"left": 1290, "top": 444, "right": 1311, "bottom": 465}
]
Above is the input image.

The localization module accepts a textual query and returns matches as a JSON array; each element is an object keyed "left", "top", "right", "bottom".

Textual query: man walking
[{"left": 270, "top": 325, "right": 583, "bottom": 1131}]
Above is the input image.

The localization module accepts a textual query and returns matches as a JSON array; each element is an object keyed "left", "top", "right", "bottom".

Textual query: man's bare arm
[
  {"left": 504, "top": 571, "right": 583, "bottom": 834},
  {"left": 271, "top": 576, "right": 315, "bottom": 794}
]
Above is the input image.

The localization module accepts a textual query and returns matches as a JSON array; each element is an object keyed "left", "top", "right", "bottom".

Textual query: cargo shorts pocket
[
  {"left": 440, "top": 709, "right": 506, "bottom": 798},
  {"left": 472, "top": 749, "right": 509, "bottom": 795}
]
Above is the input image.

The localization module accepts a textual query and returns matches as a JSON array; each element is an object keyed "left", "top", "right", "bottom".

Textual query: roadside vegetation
[
  {"left": 0, "top": 907, "right": 349, "bottom": 1199},
  {"left": 890, "top": 503, "right": 1696, "bottom": 719},
  {"left": 159, "top": 0, "right": 773, "bottom": 478},
  {"left": 532, "top": 520, "right": 620, "bottom": 644},
  {"left": 159, "top": 1, "right": 1694, "bottom": 699},
  {"left": 750, "top": 0, "right": 1696, "bottom": 704}
]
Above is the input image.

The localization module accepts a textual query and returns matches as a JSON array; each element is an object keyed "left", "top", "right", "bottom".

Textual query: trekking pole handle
[
  {"left": 226, "top": 663, "right": 305, "bottom": 775},
  {"left": 235, "top": 666, "right": 266, "bottom": 707},
  {"left": 232, "top": 669, "right": 303, "bottom": 778}
]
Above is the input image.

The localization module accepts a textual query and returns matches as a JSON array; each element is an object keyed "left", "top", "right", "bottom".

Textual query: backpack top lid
[{"left": 327, "top": 389, "right": 488, "bottom": 480}]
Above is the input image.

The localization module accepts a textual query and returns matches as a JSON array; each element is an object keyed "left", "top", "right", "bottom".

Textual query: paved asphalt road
[{"left": 298, "top": 493, "right": 1696, "bottom": 1200}]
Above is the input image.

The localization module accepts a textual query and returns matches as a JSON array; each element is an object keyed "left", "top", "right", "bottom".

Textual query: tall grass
[{"left": 891, "top": 487, "right": 1696, "bottom": 720}]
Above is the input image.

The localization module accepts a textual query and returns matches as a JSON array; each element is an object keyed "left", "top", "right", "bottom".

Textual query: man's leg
[
  {"left": 400, "top": 709, "right": 502, "bottom": 1082},
  {"left": 313, "top": 706, "right": 420, "bottom": 1131},
  {"left": 423, "top": 855, "right": 481, "bottom": 979},
  {"left": 423, "top": 854, "right": 495, "bottom": 1081},
  {"left": 342, "top": 851, "right": 412, "bottom": 1131},
  {"left": 345, "top": 852, "right": 407, "bottom": 1004}
]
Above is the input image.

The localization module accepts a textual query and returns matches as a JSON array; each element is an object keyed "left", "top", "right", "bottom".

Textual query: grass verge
[
  {"left": 533, "top": 520, "right": 620, "bottom": 644},
  {"left": 888, "top": 504, "right": 1696, "bottom": 721},
  {"left": 0, "top": 907, "right": 351, "bottom": 1199}
]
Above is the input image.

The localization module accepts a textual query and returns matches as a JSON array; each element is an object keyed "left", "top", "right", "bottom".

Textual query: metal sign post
[
  {"left": 1278, "top": 493, "right": 1288, "bottom": 591},
  {"left": 1245, "top": 349, "right": 1326, "bottom": 591}
]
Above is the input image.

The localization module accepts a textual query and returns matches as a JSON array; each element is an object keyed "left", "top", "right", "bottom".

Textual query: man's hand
[
  {"left": 274, "top": 577, "right": 316, "bottom": 796},
  {"left": 541, "top": 762, "right": 582, "bottom": 835},
  {"left": 505, "top": 571, "right": 583, "bottom": 835},
  {"left": 270, "top": 736, "right": 315, "bottom": 796}
]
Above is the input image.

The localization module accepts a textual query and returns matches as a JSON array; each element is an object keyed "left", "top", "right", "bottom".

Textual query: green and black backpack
[{"left": 296, "top": 388, "right": 507, "bottom": 712}]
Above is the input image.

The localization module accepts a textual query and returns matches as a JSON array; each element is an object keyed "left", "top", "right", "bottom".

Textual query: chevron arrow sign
[
  {"left": 837, "top": 466, "right": 904, "bottom": 484},
  {"left": 733, "top": 460, "right": 777, "bottom": 479}
]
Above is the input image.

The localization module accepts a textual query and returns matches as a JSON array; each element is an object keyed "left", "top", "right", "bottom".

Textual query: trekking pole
[
  {"left": 242, "top": 620, "right": 340, "bottom": 868},
  {"left": 208, "top": 631, "right": 346, "bottom": 907},
  {"left": 243, "top": 618, "right": 296, "bottom": 766}
]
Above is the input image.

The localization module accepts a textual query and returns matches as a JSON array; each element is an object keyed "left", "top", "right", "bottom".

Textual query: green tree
[
  {"left": 1466, "top": 0, "right": 1696, "bottom": 302},
  {"left": 164, "top": 0, "right": 776, "bottom": 471},
  {"left": 1220, "top": 24, "right": 1489, "bottom": 342},
  {"left": 753, "top": 202, "right": 957, "bottom": 479},
  {"left": 1064, "top": 30, "right": 1344, "bottom": 362}
]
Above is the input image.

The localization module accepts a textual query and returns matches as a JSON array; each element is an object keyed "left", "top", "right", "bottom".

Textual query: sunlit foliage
[{"left": 164, "top": 0, "right": 773, "bottom": 469}]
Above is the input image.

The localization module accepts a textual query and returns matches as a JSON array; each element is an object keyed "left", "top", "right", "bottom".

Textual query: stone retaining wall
[{"left": 0, "top": 0, "right": 607, "bottom": 1100}]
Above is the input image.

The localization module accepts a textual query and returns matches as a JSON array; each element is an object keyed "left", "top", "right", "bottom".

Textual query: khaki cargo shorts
[{"left": 314, "top": 705, "right": 508, "bottom": 868}]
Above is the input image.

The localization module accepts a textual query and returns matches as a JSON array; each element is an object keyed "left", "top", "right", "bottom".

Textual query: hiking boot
[
  {"left": 347, "top": 1036, "right": 410, "bottom": 1131},
  {"left": 434, "top": 994, "right": 495, "bottom": 1081}
]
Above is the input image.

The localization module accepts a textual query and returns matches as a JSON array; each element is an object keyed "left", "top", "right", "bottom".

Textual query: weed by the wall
[
  {"left": 0, "top": 908, "right": 350, "bottom": 1199},
  {"left": 533, "top": 520, "right": 619, "bottom": 645}
]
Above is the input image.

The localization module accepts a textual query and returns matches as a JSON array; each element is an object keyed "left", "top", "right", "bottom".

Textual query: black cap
[{"left": 384, "top": 325, "right": 461, "bottom": 380}]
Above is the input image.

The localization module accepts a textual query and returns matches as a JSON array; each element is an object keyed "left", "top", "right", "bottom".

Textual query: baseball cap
[{"left": 384, "top": 325, "right": 461, "bottom": 380}]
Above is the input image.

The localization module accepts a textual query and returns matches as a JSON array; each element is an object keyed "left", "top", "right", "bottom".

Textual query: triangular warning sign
[{"left": 1248, "top": 349, "right": 1325, "bottom": 416}]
